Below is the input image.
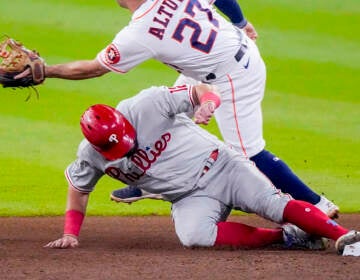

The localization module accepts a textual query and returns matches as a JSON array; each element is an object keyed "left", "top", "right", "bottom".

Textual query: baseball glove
[{"left": 0, "top": 36, "right": 45, "bottom": 98}]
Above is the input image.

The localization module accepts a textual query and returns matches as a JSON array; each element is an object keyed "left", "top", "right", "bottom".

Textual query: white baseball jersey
[
  {"left": 65, "top": 85, "right": 290, "bottom": 246},
  {"left": 97, "top": 0, "right": 241, "bottom": 82},
  {"left": 97, "top": 0, "right": 267, "bottom": 158}
]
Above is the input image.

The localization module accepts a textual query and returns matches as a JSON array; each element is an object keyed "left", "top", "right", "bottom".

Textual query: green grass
[{"left": 0, "top": 0, "right": 359, "bottom": 216}]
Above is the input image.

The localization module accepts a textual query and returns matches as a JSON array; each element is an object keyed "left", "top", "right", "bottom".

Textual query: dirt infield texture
[{"left": 1, "top": 214, "right": 359, "bottom": 280}]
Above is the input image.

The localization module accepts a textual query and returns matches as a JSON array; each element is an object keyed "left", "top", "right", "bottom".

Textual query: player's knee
[
  {"left": 176, "top": 223, "right": 217, "bottom": 247},
  {"left": 253, "top": 192, "right": 290, "bottom": 224}
]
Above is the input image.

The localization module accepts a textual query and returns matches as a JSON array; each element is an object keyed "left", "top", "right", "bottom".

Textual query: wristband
[
  {"left": 234, "top": 19, "right": 248, "bottom": 29},
  {"left": 64, "top": 209, "right": 84, "bottom": 237},
  {"left": 199, "top": 92, "right": 221, "bottom": 109}
]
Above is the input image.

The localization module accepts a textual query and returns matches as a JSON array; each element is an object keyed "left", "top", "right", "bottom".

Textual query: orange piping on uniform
[
  {"left": 227, "top": 74, "right": 248, "bottom": 158},
  {"left": 133, "top": 0, "right": 160, "bottom": 20},
  {"left": 98, "top": 55, "right": 127, "bottom": 73}
]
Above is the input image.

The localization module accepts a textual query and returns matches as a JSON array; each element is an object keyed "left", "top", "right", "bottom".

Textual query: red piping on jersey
[
  {"left": 188, "top": 85, "right": 195, "bottom": 108},
  {"left": 64, "top": 169, "right": 91, "bottom": 194},
  {"left": 97, "top": 55, "right": 127, "bottom": 74},
  {"left": 227, "top": 74, "right": 248, "bottom": 158},
  {"left": 133, "top": 0, "right": 160, "bottom": 21},
  {"left": 168, "top": 85, "right": 194, "bottom": 107}
]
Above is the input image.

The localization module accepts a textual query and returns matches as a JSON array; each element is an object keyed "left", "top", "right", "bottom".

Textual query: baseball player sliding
[
  {"left": 16, "top": 0, "right": 338, "bottom": 216},
  {"left": 45, "top": 83, "right": 359, "bottom": 255}
]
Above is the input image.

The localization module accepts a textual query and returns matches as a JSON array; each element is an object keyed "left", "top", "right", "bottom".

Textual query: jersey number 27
[{"left": 172, "top": 0, "right": 219, "bottom": 54}]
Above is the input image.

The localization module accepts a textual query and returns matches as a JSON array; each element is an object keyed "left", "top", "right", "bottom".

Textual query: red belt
[{"left": 200, "top": 149, "right": 219, "bottom": 177}]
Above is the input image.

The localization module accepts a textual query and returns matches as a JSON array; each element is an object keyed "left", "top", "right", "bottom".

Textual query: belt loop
[
  {"left": 234, "top": 44, "right": 248, "bottom": 62},
  {"left": 234, "top": 47, "right": 245, "bottom": 62}
]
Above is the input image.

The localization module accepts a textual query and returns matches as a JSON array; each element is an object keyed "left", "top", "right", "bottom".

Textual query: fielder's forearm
[{"left": 45, "top": 59, "right": 109, "bottom": 80}]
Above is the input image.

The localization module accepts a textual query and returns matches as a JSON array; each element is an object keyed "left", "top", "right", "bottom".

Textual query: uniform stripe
[
  {"left": 97, "top": 54, "right": 127, "bottom": 74},
  {"left": 188, "top": 85, "right": 195, "bottom": 108},
  {"left": 168, "top": 85, "right": 195, "bottom": 108},
  {"left": 64, "top": 169, "right": 91, "bottom": 194},
  {"left": 133, "top": 0, "right": 160, "bottom": 21},
  {"left": 227, "top": 74, "right": 248, "bottom": 158},
  {"left": 168, "top": 85, "right": 188, "bottom": 93}
]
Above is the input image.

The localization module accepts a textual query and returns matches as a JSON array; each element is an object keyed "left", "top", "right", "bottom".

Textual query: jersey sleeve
[
  {"left": 64, "top": 141, "right": 104, "bottom": 193},
  {"left": 117, "top": 85, "right": 196, "bottom": 124},
  {"left": 122, "top": 84, "right": 196, "bottom": 120},
  {"left": 163, "top": 85, "right": 197, "bottom": 116},
  {"left": 96, "top": 26, "right": 154, "bottom": 73},
  {"left": 65, "top": 159, "right": 103, "bottom": 193}
]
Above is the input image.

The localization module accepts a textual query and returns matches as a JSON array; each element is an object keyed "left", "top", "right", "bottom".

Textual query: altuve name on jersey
[{"left": 148, "top": 0, "right": 184, "bottom": 40}]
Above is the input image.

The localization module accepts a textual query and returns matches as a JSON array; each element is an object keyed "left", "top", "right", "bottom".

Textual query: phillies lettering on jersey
[
  {"left": 106, "top": 165, "right": 144, "bottom": 182},
  {"left": 105, "top": 132, "right": 171, "bottom": 182}
]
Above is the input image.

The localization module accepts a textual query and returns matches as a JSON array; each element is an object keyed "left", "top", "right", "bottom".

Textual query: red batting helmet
[{"left": 80, "top": 104, "right": 136, "bottom": 161}]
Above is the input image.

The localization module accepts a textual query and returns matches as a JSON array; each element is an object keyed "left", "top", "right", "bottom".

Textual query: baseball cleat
[
  {"left": 282, "top": 223, "right": 329, "bottom": 250},
  {"left": 110, "top": 186, "right": 163, "bottom": 203},
  {"left": 335, "top": 230, "right": 360, "bottom": 255},
  {"left": 315, "top": 195, "right": 340, "bottom": 219}
]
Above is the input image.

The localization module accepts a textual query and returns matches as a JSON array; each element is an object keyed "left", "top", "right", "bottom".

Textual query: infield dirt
[{"left": 1, "top": 214, "right": 359, "bottom": 280}]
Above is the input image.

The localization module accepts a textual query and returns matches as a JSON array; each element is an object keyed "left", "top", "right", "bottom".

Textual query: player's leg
[
  {"left": 250, "top": 149, "right": 339, "bottom": 217},
  {"left": 282, "top": 199, "right": 360, "bottom": 254},
  {"left": 171, "top": 195, "right": 284, "bottom": 248},
  {"left": 214, "top": 221, "right": 283, "bottom": 248},
  {"left": 172, "top": 190, "right": 330, "bottom": 250},
  {"left": 222, "top": 157, "right": 359, "bottom": 254}
]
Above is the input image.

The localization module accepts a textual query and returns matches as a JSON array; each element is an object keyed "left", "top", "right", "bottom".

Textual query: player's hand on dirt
[
  {"left": 44, "top": 234, "right": 79, "bottom": 249},
  {"left": 194, "top": 101, "right": 216, "bottom": 125},
  {"left": 243, "top": 22, "right": 258, "bottom": 42}
]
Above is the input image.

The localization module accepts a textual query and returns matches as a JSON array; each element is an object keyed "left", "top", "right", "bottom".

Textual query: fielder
[
  {"left": 16, "top": 0, "right": 338, "bottom": 216},
  {"left": 45, "top": 83, "right": 359, "bottom": 255}
]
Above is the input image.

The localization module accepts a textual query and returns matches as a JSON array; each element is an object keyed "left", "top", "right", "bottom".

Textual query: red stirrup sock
[
  {"left": 215, "top": 221, "right": 283, "bottom": 248},
  {"left": 283, "top": 200, "right": 348, "bottom": 240}
]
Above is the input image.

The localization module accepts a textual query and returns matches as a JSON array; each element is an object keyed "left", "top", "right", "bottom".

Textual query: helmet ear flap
[{"left": 80, "top": 104, "right": 136, "bottom": 160}]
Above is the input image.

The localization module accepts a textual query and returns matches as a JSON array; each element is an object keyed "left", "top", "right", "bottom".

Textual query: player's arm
[
  {"left": 15, "top": 58, "right": 110, "bottom": 80},
  {"left": 154, "top": 84, "right": 220, "bottom": 124},
  {"left": 45, "top": 59, "right": 110, "bottom": 79},
  {"left": 192, "top": 84, "right": 221, "bottom": 125},
  {"left": 214, "top": 0, "right": 247, "bottom": 28},
  {"left": 44, "top": 185, "right": 89, "bottom": 249},
  {"left": 214, "top": 0, "right": 258, "bottom": 41}
]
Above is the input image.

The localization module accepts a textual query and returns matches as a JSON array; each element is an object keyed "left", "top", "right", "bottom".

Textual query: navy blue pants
[{"left": 250, "top": 149, "right": 320, "bottom": 204}]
